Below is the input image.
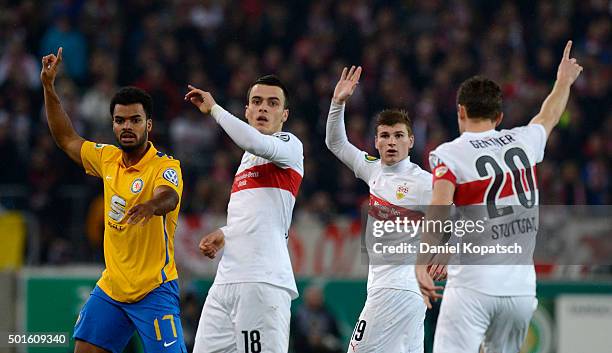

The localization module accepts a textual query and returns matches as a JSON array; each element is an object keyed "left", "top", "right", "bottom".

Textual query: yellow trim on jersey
[{"left": 81, "top": 141, "right": 183, "bottom": 303}]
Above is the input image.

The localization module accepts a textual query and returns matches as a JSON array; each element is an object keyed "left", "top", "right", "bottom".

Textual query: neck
[
  {"left": 463, "top": 118, "right": 496, "bottom": 133},
  {"left": 122, "top": 142, "right": 149, "bottom": 167}
]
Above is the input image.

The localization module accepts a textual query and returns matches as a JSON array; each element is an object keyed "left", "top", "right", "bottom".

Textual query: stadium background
[{"left": 0, "top": 0, "right": 610, "bottom": 352}]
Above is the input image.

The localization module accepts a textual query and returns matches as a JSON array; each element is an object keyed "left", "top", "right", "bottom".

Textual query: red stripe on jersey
[
  {"left": 368, "top": 194, "right": 424, "bottom": 221},
  {"left": 454, "top": 165, "right": 538, "bottom": 206},
  {"left": 231, "top": 163, "right": 302, "bottom": 197},
  {"left": 432, "top": 164, "right": 457, "bottom": 186}
]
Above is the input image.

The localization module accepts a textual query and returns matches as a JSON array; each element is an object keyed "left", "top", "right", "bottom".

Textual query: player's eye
[
  {"left": 114, "top": 118, "right": 124, "bottom": 124},
  {"left": 269, "top": 100, "right": 278, "bottom": 106}
]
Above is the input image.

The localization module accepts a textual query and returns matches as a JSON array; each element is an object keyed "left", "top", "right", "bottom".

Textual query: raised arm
[
  {"left": 530, "top": 40, "right": 583, "bottom": 137},
  {"left": 40, "top": 47, "right": 85, "bottom": 166},
  {"left": 185, "top": 85, "right": 301, "bottom": 167},
  {"left": 325, "top": 66, "right": 377, "bottom": 181}
]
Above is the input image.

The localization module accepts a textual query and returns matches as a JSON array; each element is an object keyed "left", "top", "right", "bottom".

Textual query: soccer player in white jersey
[
  {"left": 326, "top": 66, "right": 434, "bottom": 353},
  {"left": 417, "top": 41, "right": 583, "bottom": 353},
  {"left": 185, "top": 75, "right": 304, "bottom": 353}
]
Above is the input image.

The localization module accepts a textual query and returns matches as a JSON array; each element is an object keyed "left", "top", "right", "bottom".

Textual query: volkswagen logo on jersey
[
  {"left": 163, "top": 168, "right": 179, "bottom": 186},
  {"left": 131, "top": 178, "right": 144, "bottom": 193}
]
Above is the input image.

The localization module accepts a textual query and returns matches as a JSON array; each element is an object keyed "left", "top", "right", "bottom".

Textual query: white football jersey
[
  {"left": 211, "top": 105, "right": 304, "bottom": 299},
  {"left": 326, "top": 102, "right": 432, "bottom": 294},
  {"left": 429, "top": 124, "right": 547, "bottom": 296}
]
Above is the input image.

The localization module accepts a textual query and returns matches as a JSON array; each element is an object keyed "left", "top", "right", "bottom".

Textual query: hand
[
  {"left": 332, "top": 65, "right": 362, "bottom": 105},
  {"left": 428, "top": 264, "right": 447, "bottom": 281},
  {"left": 556, "top": 40, "right": 583, "bottom": 86},
  {"left": 126, "top": 201, "right": 156, "bottom": 225},
  {"left": 199, "top": 229, "right": 225, "bottom": 259},
  {"left": 40, "top": 47, "right": 63, "bottom": 88},
  {"left": 415, "top": 265, "right": 443, "bottom": 309},
  {"left": 185, "top": 84, "right": 217, "bottom": 114}
]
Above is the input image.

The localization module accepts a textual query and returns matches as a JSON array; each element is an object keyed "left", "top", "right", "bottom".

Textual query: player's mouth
[
  {"left": 256, "top": 116, "right": 269, "bottom": 123},
  {"left": 120, "top": 133, "right": 137, "bottom": 143},
  {"left": 386, "top": 149, "right": 398, "bottom": 156}
]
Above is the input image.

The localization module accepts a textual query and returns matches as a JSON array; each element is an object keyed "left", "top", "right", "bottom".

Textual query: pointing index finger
[{"left": 563, "top": 40, "right": 572, "bottom": 60}]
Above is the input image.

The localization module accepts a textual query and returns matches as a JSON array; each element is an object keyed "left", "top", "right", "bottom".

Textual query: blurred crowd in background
[{"left": 0, "top": 0, "right": 610, "bottom": 262}]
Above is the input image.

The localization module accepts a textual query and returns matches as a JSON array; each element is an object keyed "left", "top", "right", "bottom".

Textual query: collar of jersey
[
  {"left": 460, "top": 129, "right": 496, "bottom": 137},
  {"left": 118, "top": 141, "right": 157, "bottom": 171},
  {"left": 381, "top": 156, "right": 412, "bottom": 174}
]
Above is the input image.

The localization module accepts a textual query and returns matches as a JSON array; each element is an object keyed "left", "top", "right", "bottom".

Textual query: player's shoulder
[
  {"left": 273, "top": 131, "right": 301, "bottom": 144},
  {"left": 501, "top": 123, "right": 546, "bottom": 138},
  {"left": 152, "top": 150, "right": 182, "bottom": 168},
  {"left": 362, "top": 152, "right": 382, "bottom": 166},
  {"left": 87, "top": 141, "right": 120, "bottom": 159},
  {"left": 431, "top": 136, "right": 463, "bottom": 157},
  {"left": 411, "top": 163, "right": 433, "bottom": 186}
]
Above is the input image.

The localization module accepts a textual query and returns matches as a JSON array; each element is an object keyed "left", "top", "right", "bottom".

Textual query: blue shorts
[{"left": 73, "top": 280, "right": 187, "bottom": 353}]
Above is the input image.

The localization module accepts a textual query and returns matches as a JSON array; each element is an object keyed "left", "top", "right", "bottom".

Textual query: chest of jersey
[
  {"left": 102, "top": 164, "right": 155, "bottom": 227},
  {"left": 369, "top": 172, "right": 423, "bottom": 206}
]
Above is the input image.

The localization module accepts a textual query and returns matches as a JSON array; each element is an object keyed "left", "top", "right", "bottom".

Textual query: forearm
[
  {"left": 210, "top": 104, "right": 271, "bottom": 155},
  {"left": 43, "top": 85, "right": 80, "bottom": 147},
  {"left": 148, "top": 189, "right": 179, "bottom": 216},
  {"left": 531, "top": 80, "right": 572, "bottom": 135},
  {"left": 325, "top": 101, "right": 362, "bottom": 168}
]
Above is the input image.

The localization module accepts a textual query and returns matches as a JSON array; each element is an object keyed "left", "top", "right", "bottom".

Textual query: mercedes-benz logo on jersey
[
  {"left": 131, "top": 178, "right": 144, "bottom": 193},
  {"left": 163, "top": 168, "right": 179, "bottom": 186}
]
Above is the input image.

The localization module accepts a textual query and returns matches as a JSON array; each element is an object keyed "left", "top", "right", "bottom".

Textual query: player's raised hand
[
  {"left": 557, "top": 40, "right": 583, "bottom": 86},
  {"left": 332, "top": 65, "right": 362, "bottom": 105},
  {"left": 416, "top": 265, "right": 443, "bottom": 309},
  {"left": 199, "top": 229, "right": 225, "bottom": 259},
  {"left": 40, "top": 47, "right": 63, "bottom": 88},
  {"left": 126, "top": 202, "right": 156, "bottom": 225},
  {"left": 185, "top": 84, "right": 217, "bottom": 114}
]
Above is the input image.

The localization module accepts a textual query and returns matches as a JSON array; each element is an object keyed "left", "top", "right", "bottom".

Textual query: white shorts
[
  {"left": 193, "top": 283, "right": 292, "bottom": 353},
  {"left": 433, "top": 287, "right": 537, "bottom": 353},
  {"left": 347, "top": 288, "right": 426, "bottom": 353}
]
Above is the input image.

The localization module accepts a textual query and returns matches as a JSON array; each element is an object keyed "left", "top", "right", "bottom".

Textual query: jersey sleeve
[
  {"left": 518, "top": 123, "right": 548, "bottom": 163},
  {"left": 325, "top": 101, "right": 379, "bottom": 182},
  {"left": 153, "top": 160, "right": 183, "bottom": 198},
  {"left": 429, "top": 147, "right": 458, "bottom": 187},
  {"left": 210, "top": 104, "right": 303, "bottom": 168},
  {"left": 80, "top": 141, "right": 115, "bottom": 178}
]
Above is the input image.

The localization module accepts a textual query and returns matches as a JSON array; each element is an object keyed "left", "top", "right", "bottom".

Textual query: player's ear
[
  {"left": 495, "top": 112, "right": 503, "bottom": 127},
  {"left": 281, "top": 108, "right": 289, "bottom": 123},
  {"left": 147, "top": 118, "right": 152, "bottom": 132},
  {"left": 457, "top": 105, "right": 467, "bottom": 121},
  {"left": 408, "top": 134, "right": 415, "bottom": 149}
]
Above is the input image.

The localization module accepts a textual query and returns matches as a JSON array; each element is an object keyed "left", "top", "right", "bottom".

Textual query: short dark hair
[
  {"left": 375, "top": 109, "right": 413, "bottom": 135},
  {"left": 110, "top": 86, "right": 153, "bottom": 119},
  {"left": 246, "top": 75, "right": 289, "bottom": 109},
  {"left": 456, "top": 76, "right": 502, "bottom": 121}
]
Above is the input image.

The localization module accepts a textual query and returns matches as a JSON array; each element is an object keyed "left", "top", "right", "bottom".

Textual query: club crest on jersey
[
  {"left": 95, "top": 143, "right": 107, "bottom": 149},
  {"left": 131, "top": 178, "right": 144, "bottom": 193},
  {"left": 396, "top": 184, "right": 410, "bottom": 200},
  {"left": 435, "top": 165, "right": 449, "bottom": 178},
  {"left": 163, "top": 168, "right": 179, "bottom": 186},
  {"left": 364, "top": 154, "right": 379, "bottom": 162}
]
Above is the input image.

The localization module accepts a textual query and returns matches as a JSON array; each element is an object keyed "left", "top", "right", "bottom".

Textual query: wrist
[
  {"left": 332, "top": 97, "right": 346, "bottom": 105},
  {"left": 145, "top": 199, "right": 162, "bottom": 216}
]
